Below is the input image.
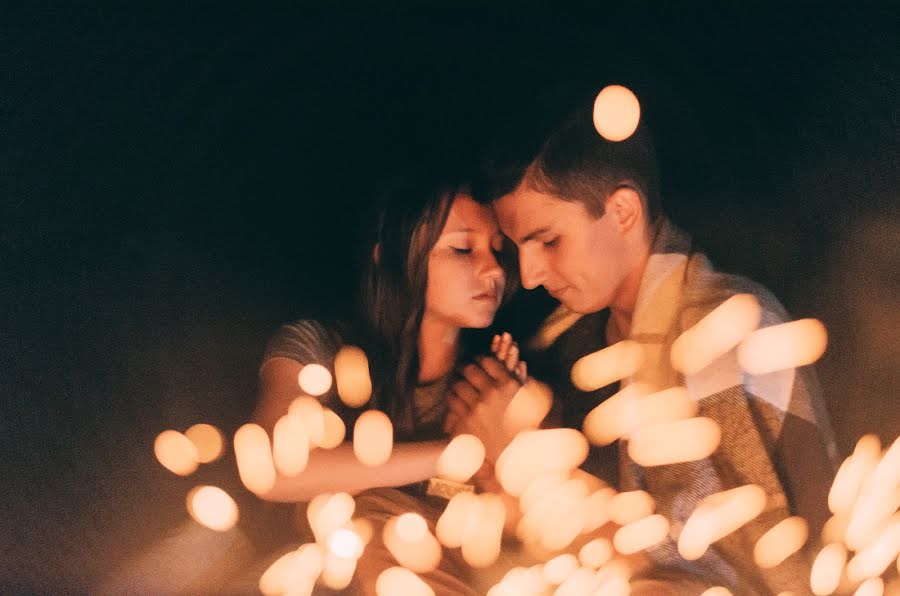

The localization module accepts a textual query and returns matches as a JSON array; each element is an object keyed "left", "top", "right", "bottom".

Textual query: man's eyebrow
[{"left": 519, "top": 226, "right": 552, "bottom": 244}]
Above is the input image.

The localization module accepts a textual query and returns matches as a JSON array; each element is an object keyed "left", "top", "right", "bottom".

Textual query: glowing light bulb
[
  {"left": 186, "top": 485, "right": 239, "bottom": 531},
  {"left": 628, "top": 417, "right": 721, "bottom": 467},
  {"left": 273, "top": 413, "right": 309, "bottom": 476},
  {"left": 154, "top": 429, "right": 199, "bottom": 476},
  {"left": 437, "top": 434, "right": 485, "bottom": 483},
  {"left": 334, "top": 345, "right": 372, "bottom": 407},
  {"left": 738, "top": 318, "right": 828, "bottom": 375},
  {"left": 613, "top": 514, "right": 669, "bottom": 555},
  {"left": 754, "top": 516, "right": 809, "bottom": 569},
  {"left": 233, "top": 423, "right": 276, "bottom": 494},
  {"left": 298, "top": 363, "right": 332, "bottom": 396},
  {"left": 571, "top": 340, "right": 643, "bottom": 391},
  {"left": 592, "top": 84, "right": 641, "bottom": 142},
  {"left": 184, "top": 423, "right": 224, "bottom": 463},
  {"left": 353, "top": 410, "right": 393, "bottom": 466},
  {"left": 671, "top": 294, "right": 760, "bottom": 375}
]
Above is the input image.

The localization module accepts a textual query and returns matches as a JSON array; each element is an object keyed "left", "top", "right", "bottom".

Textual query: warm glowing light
[
  {"left": 810, "top": 543, "right": 847, "bottom": 596},
  {"left": 592, "top": 84, "right": 641, "bottom": 142},
  {"left": 461, "top": 494, "right": 505, "bottom": 568},
  {"left": 845, "top": 436, "right": 900, "bottom": 551},
  {"left": 259, "top": 550, "right": 300, "bottom": 596},
  {"left": 258, "top": 544, "right": 324, "bottom": 596},
  {"left": 634, "top": 386, "right": 697, "bottom": 427},
  {"left": 829, "top": 434, "right": 880, "bottom": 516},
  {"left": 504, "top": 380, "right": 553, "bottom": 434},
  {"left": 273, "top": 413, "right": 309, "bottom": 476},
  {"left": 234, "top": 423, "right": 276, "bottom": 494},
  {"left": 678, "top": 484, "right": 767, "bottom": 560},
  {"left": 571, "top": 340, "right": 643, "bottom": 391},
  {"left": 594, "top": 559, "right": 633, "bottom": 595},
  {"left": 582, "top": 487, "right": 616, "bottom": 533},
  {"left": 353, "top": 410, "right": 393, "bottom": 466},
  {"left": 490, "top": 566, "right": 548, "bottom": 596},
  {"left": 581, "top": 383, "right": 649, "bottom": 446},
  {"left": 154, "top": 429, "right": 199, "bottom": 476},
  {"left": 701, "top": 588, "right": 733, "bottom": 596},
  {"left": 608, "top": 490, "right": 655, "bottom": 525},
  {"left": 554, "top": 567, "right": 596, "bottom": 596},
  {"left": 437, "top": 434, "right": 485, "bottom": 482},
  {"left": 518, "top": 476, "right": 589, "bottom": 551},
  {"left": 495, "top": 429, "right": 588, "bottom": 496},
  {"left": 307, "top": 492, "right": 355, "bottom": 544},
  {"left": 383, "top": 513, "right": 442, "bottom": 573},
  {"left": 436, "top": 491, "right": 479, "bottom": 548},
  {"left": 845, "top": 515, "right": 900, "bottom": 583},
  {"left": 854, "top": 578, "right": 884, "bottom": 596},
  {"left": 289, "top": 396, "right": 325, "bottom": 447},
  {"left": 738, "top": 318, "right": 828, "bottom": 375},
  {"left": 321, "top": 551, "right": 357, "bottom": 590},
  {"left": 328, "top": 528, "right": 364, "bottom": 560},
  {"left": 375, "top": 566, "right": 435, "bottom": 596},
  {"left": 613, "top": 513, "right": 669, "bottom": 555},
  {"left": 671, "top": 294, "right": 761, "bottom": 375},
  {"left": 320, "top": 408, "right": 346, "bottom": 449},
  {"left": 628, "top": 417, "right": 721, "bottom": 467},
  {"left": 298, "top": 363, "right": 333, "bottom": 396},
  {"left": 186, "top": 485, "right": 239, "bottom": 531},
  {"left": 543, "top": 553, "right": 578, "bottom": 585},
  {"left": 821, "top": 514, "right": 850, "bottom": 545},
  {"left": 184, "top": 423, "right": 224, "bottom": 463},
  {"left": 579, "top": 538, "right": 613, "bottom": 569},
  {"left": 753, "top": 516, "right": 809, "bottom": 569},
  {"left": 334, "top": 345, "right": 372, "bottom": 408}
]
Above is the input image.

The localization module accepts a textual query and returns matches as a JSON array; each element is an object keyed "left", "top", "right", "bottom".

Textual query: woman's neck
[{"left": 417, "top": 315, "right": 460, "bottom": 384}]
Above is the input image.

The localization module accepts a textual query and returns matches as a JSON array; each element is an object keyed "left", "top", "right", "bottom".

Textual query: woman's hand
[{"left": 491, "top": 331, "right": 527, "bottom": 384}]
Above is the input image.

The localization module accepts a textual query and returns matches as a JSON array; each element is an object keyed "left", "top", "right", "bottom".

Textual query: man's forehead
[{"left": 494, "top": 188, "right": 566, "bottom": 241}]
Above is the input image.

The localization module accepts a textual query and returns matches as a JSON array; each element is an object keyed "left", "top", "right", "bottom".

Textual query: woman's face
[{"left": 424, "top": 194, "right": 506, "bottom": 330}]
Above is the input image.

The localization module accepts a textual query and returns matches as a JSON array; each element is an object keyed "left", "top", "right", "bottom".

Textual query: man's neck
[
  {"left": 418, "top": 316, "right": 460, "bottom": 383},
  {"left": 607, "top": 238, "right": 653, "bottom": 343}
]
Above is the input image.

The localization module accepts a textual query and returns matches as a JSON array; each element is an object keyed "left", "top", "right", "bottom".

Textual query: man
[{"left": 455, "top": 97, "right": 839, "bottom": 594}]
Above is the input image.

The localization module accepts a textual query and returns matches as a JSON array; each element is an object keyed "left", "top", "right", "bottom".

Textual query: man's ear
[
  {"left": 606, "top": 186, "right": 643, "bottom": 234},
  {"left": 372, "top": 242, "right": 382, "bottom": 265}
]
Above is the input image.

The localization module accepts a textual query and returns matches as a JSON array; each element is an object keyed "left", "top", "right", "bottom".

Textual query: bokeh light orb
[
  {"left": 186, "top": 485, "right": 239, "bottom": 531},
  {"left": 592, "top": 85, "right": 641, "bottom": 142},
  {"left": 298, "top": 363, "right": 333, "bottom": 396}
]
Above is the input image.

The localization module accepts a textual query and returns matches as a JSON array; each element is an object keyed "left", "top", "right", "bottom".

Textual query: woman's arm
[{"left": 254, "top": 356, "right": 448, "bottom": 502}]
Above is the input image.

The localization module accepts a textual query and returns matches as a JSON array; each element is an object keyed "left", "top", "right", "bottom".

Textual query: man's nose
[{"left": 519, "top": 249, "right": 545, "bottom": 290}]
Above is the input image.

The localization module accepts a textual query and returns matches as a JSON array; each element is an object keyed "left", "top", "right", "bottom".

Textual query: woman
[{"left": 252, "top": 174, "right": 524, "bottom": 594}]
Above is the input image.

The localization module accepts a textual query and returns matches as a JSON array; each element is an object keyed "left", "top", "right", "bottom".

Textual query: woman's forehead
[{"left": 442, "top": 195, "right": 498, "bottom": 234}]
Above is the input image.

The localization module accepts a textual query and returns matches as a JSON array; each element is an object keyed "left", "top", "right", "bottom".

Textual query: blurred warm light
[
  {"left": 495, "top": 429, "right": 588, "bottom": 496},
  {"left": 353, "top": 410, "right": 393, "bottom": 466},
  {"left": 185, "top": 485, "right": 239, "bottom": 531},
  {"left": 634, "top": 386, "right": 697, "bottom": 427},
  {"left": 671, "top": 294, "right": 760, "bottom": 375},
  {"left": 582, "top": 383, "right": 649, "bottom": 446},
  {"left": 184, "top": 423, "right": 224, "bottom": 464},
  {"left": 821, "top": 514, "right": 850, "bottom": 545},
  {"left": 154, "top": 429, "right": 199, "bottom": 476},
  {"left": 327, "top": 528, "right": 364, "bottom": 560},
  {"left": 555, "top": 567, "right": 596, "bottom": 595},
  {"left": 854, "top": 578, "right": 884, "bottom": 596},
  {"left": 321, "top": 550, "right": 357, "bottom": 590},
  {"left": 490, "top": 566, "right": 548, "bottom": 596},
  {"left": 628, "top": 417, "right": 721, "bottom": 467},
  {"left": 307, "top": 492, "right": 355, "bottom": 544},
  {"left": 628, "top": 417, "right": 722, "bottom": 467},
  {"left": 519, "top": 470, "right": 569, "bottom": 513},
  {"left": 273, "top": 413, "right": 309, "bottom": 476},
  {"left": 609, "top": 490, "right": 655, "bottom": 525},
  {"left": 298, "top": 363, "right": 333, "bottom": 396},
  {"left": 592, "top": 84, "right": 641, "bottom": 142},
  {"left": 678, "top": 484, "right": 767, "bottom": 560},
  {"left": 701, "top": 588, "right": 733, "bottom": 596},
  {"left": 518, "top": 476, "right": 589, "bottom": 551},
  {"left": 845, "top": 436, "right": 899, "bottom": 551},
  {"left": 436, "top": 491, "right": 479, "bottom": 548},
  {"left": 543, "top": 553, "right": 578, "bottom": 585},
  {"left": 810, "top": 542, "right": 847, "bottom": 595},
  {"left": 234, "top": 423, "right": 276, "bottom": 494},
  {"left": 738, "top": 318, "right": 828, "bottom": 375},
  {"left": 258, "top": 544, "right": 324, "bottom": 596},
  {"left": 375, "top": 566, "right": 435, "bottom": 596},
  {"left": 845, "top": 514, "right": 900, "bottom": 582},
  {"left": 583, "top": 487, "right": 616, "bottom": 533},
  {"left": 753, "top": 516, "right": 809, "bottom": 569},
  {"left": 320, "top": 408, "right": 346, "bottom": 449},
  {"left": 579, "top": 537, "right": 613, "bottom": 569},
  {"left": 383, "top": 513, "right": 442, "bottom": 573},
  {"left": 593, "top": 559, "right": 632, "bottom": 595},
  {"left": 334, "top": 345, "right": 372, "bottom": 408},
  {"left": 461, "top": 493, "right": 505, "bottom": 568},
  {"left": 829, "top": 434, "right": 881, "bottom": 516},
  {"left": 289, "top": 396, "right": 326, "bottom": 447},
  {"left": 613, "top": 513, "right": 669, "bottom": 555},
  {"left": 504, "top": 379, "right": 553, "bottom": 434},
  {"left": 571, "top": 340, "right": 643, "bottom": 391},
  {"left": 437, "top": 434, "right": 485, "bottom": 482}
]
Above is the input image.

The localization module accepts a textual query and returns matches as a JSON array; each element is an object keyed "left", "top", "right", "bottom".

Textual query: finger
[
  {"left": 497, "top": 332, "right": 512, "bottom": 361},
  {"left": 490, "top": 333, "right": 500, "bottom": 354},
  {"left": 452, "top": 379, "right": 480, "bottom": 411},
  {"left": 505, "top": 343, "right": 520, "bottom": 372},
  {"left": 443, "top": 410, "right": 458, "bottom": 434},
  {"left": 447, "top": 397, "right": 469, "bottom": 425},
  {"left": 461, "top": 363, "right": 493, "bottom": 392},
  {"left": 476, "top": 355, "right": 514, "bottom": 384},
  {"left": 515, "top": 361, "right": 527, "bottom": 384}
]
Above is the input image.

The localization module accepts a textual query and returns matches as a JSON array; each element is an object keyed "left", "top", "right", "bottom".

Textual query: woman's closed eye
[{"left": 452, "top": 247, "right": 473, "bottom": 255}]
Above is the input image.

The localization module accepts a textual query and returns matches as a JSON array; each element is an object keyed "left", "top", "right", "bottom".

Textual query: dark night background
[{"left": 1, "top": 3, "right": 898, "bottom": 592}]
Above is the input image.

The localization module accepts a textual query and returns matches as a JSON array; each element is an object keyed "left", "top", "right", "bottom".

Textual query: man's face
[{"left": 493, "top": 184, "right": 629, "bottom": 314}]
